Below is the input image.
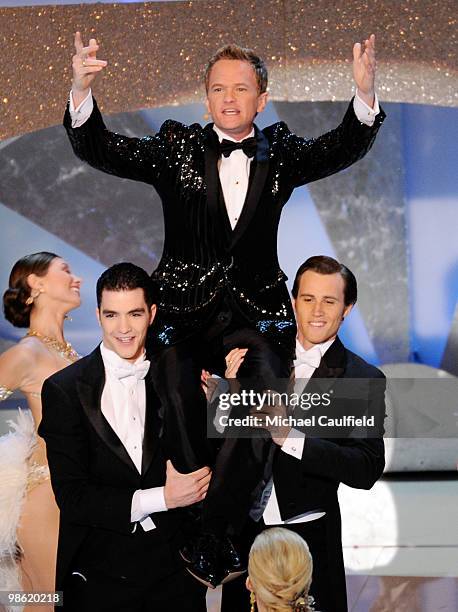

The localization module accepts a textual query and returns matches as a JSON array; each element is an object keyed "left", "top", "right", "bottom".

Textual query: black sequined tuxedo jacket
[{"left": 64, "top": 100, "right": 385, "bottom": 356}]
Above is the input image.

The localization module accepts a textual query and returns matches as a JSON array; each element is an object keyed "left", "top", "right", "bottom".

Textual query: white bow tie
[
  {"left": 293, "top": 346, "right": 322, "bottom": 370},
  {"left": 109, "top": 360, "right": 150, "bottom": 382}
]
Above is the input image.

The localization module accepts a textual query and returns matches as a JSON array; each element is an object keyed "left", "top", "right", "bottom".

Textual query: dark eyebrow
[
  {"left": 102, "top": 307, "right": 146, "bottom": 315},
  {"left": 299, "top": 293, "right": 339, "bottom": 300}
]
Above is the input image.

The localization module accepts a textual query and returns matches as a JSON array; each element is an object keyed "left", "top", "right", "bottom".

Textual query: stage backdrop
[{"left": 1, "top": 0, "right": 457, "bottom": 370}]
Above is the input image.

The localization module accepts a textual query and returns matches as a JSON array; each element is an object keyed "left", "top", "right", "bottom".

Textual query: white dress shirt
[
  {"left": 213, "top": 124, "right": 254, "bottom": 229},
  {"left": 69, "top": 90, "right": 380, "bottom": 230},
  {"left": 262, "top": 337, "right": 336, "bottom": 525},
  {"left": 100, "top": 343, "right": 167, "bottom": 532}
]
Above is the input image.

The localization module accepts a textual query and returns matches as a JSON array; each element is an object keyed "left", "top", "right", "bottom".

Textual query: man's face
[
  {"left": 293, "top": 270, "right": 353, "bottom": 349},
  {"left": 206, "top": 59, "right": 268, "bottom": 140},
  {"left": 97, "top": 288, "right": 156, "bottom": 362}
]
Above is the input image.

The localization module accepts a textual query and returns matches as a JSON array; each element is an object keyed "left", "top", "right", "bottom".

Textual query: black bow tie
[{"left": 219, "top": 137, "right": 257, "bottom": 158}]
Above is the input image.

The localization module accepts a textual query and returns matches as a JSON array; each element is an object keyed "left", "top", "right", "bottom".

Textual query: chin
[{"left": 308, "top": 333, "right": 327, "bottom": 344}]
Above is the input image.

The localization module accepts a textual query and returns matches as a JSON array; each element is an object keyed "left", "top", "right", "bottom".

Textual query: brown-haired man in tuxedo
[
  {"left": 222, "top": 256, "right": 386, "bottom": 612},
  {"left": 39, "top": 263, "right": 209, "bottom": 611}
]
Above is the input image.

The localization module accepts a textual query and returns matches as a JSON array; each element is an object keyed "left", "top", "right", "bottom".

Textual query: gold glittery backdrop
[{"left": 0, "top": 0, "right": 456, "bottom": 139}]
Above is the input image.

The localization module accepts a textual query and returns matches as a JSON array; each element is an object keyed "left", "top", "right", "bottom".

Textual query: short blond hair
[
  {"left": 248, "top": 528, "right": 314, "bottom": 612},
  {"left": 205, "top": 44, "right": 268, "bottom": 93}
]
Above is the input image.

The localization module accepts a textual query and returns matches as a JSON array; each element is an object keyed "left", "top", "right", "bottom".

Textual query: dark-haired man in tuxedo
[
  {"left": 64, "top": 34, "right": 385, "bottom": 586},
  {"left": 222, "top": 256, "right": 386, "bottom": 612},
  {"left": 39, "top": 263, "right": 209, "bottom": 611}
]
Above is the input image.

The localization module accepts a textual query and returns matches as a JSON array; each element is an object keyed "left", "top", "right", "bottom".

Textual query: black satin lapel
[
  {"left": 216, "top": 180, "right": 234, "bottom": 244},
  {"left": 141, "top": 374, "right": 163, "bottom": 476},
  {"left": 311, "top": 337, "right": 346, "bottom": 379},
  {"left": 76, "top": 348, "right": 138, "bottom": 474},
  {"left": 308, "top": 338, "right": 346, "bottom": 393},
  {"left": 229, "top": 125, "right": 270, "bottom": 250},
  {"left": 204, "top": 124, "right": 223, "bottom": 235}
]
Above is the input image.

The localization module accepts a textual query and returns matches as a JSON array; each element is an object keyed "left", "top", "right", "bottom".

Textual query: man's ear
[
  {"left": 291, "top": 295, "right": 297, "bottom": 314},
  {"left": 342, "top": 303, "right": 354, "bottom": 321},
  {"left": 149, "top": 304, "right": 157, "bottom": 325},
  {"left": 205, "top": 96, "right": 211, "bottom": 116},
  {"left": 257, "top": 91, "right": 268, "bottom": 113},
  {"left": 96, "top": 307, "right": 101, "bottom": 326}
]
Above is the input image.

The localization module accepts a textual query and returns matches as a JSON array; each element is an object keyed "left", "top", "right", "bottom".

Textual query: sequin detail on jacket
[{"left": 64, "top": 99, "right": 385, "bottom": 353}]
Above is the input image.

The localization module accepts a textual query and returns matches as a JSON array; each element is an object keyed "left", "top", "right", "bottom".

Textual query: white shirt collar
[
  {"left": 295, "top": 337, "right": 335, "bottom": 359},
  {"left": 213, "top": 124, "right": 255, "bottom": 143},
  {"left": 100, "top": 342, "right": 146, "bottom": 371}
]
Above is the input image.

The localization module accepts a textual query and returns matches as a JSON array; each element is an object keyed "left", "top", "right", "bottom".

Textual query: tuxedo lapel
[
  {"left": 204, "top": 124, "right": 230, "bottom": 246},
  {"left": 76, "top": 347, "right": 138, "bottom": 474},
  {"left": 308, "top": 337, "right": 346, "bottom": 394},
  {"left": 141, "top": 368, "right": 163, "bottom": 476},
  {"left": 311, "top": 336, "right": 346, "bottom": 379},
  {"left": 229, "top": 125, "right": 270, "bottom": 250}
]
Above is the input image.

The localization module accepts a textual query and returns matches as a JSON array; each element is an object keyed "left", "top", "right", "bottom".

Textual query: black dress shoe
[
  {"left": 220, "top": 536, "right": 247, "bottom": 584},
  {"left": 180, "top": 533, "right": 225, "bottom": 589}
]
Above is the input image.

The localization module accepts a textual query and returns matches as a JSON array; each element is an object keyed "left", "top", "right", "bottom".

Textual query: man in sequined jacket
[{"left": 64, "top": 32, "right": 385, "bottom": 587}]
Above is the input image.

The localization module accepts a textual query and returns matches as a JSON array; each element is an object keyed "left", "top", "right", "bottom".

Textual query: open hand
[
  {"left": 353, "top": 34, "right": 376, "bottom": 107},
  {"left": 72, "top": 31, "right": 107, "bottom": 102}
]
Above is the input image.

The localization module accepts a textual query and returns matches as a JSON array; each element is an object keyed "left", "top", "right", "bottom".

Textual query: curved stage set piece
[{"left": 1, "top": 1, "right": 457, "bottom": 611}]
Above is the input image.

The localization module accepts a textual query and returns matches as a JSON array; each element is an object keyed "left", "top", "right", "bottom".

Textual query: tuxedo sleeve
[
  {"left": 299, "top": 375, "right": 386, "bottom": 489},
  {"left": 63, "top": 97, "right": 176, "bottom": 187},
  {"left": 279, "top": 97, "right": 386, "bottom": 189},
  {"left": 39, "top": 377, "right": 135, "bottom": 535}
]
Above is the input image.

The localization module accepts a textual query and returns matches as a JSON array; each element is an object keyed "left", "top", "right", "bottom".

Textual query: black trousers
[
  {"left": 62, "top": 525, "right": 207, "bottom": 612},
  {"left": 62, "top": 565, "right": 207, "bottom": 612},
  {"left": 221, "top": 512, "right": 348, "bottom": 612},
  {"left": 150, "top": 300, "right": 293, "bottom": 534}
]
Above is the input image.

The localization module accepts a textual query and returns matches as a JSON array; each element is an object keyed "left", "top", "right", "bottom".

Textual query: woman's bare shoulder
[{"left": 0, "top": 339, "right": 42, "bottom": 390}]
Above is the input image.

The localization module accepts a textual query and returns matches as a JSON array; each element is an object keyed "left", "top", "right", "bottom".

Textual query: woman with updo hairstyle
[
  {"left": 0, "top": 252, "right": 82, "bottom": 610},
  {"left": 246, "top": 527, "right": 316, "bottom": 612}
]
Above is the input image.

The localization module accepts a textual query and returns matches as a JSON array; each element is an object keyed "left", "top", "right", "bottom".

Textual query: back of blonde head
[{"left": 248, "top": 528, "right": 314, "bottom": 612}]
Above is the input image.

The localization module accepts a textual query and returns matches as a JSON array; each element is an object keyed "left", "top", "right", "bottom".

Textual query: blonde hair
[{"left": 248, "top": 528, "right": 314, "bottom": 612}]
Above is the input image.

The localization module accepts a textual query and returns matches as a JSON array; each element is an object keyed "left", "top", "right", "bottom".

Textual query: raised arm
[
  {"left": 71, "top": 31, "right": 107, "bottom": 108},
  {"left": 65, "top": 32, "right": 175, "bottom": 186},
  {"left": 353, "top": 34, "right": 376, "bottom": 108},
  {"left": 276, "top": 34, "right": 385, "bottom": 189}
]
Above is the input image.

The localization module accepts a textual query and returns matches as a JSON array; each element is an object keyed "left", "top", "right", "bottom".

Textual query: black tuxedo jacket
[
  {"left": 38, "top": 347, "right": 185, "bottom": 591},
  {"left": 64, "top": 101, "right": 385, "bottom": 356},
  {"left": 273, "top": 336, "right": 386, "bottom": 521}
]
